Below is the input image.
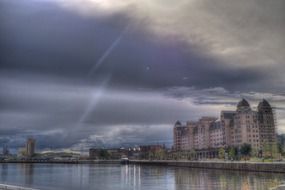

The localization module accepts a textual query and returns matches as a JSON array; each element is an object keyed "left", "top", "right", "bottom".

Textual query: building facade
[{"left": 173, "top": 99, "right": 276, "bottom": 153}]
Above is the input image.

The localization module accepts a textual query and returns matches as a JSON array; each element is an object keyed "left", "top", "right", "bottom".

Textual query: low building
[{"left": 89, "top": 148, "right": 101, "bottom": 159}]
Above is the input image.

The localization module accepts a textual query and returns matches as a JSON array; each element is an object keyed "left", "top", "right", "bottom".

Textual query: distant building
[
  {"left": 139, "top": 144, "right": 165, "bottom": 159},
  {"left": 139, "top": 144, "right": 165, "bottom": 153},
  {"left": 89, "top": 148, "right": 132, "bottom": 159},
  {"left": 89, "top": 148, "right": 100, "bottom": 159},
  {"left": 26, "top": 138, "right": 36, "bottom": 157},
  {"left": 2, "top": 145, "right": 9, "bottom": 156},
  {"left": 173, "top": 99, "right": 277, "bottom": 154}
]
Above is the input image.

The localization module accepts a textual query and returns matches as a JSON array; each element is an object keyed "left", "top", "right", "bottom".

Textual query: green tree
[
  {"left": 271, "top": 143, "right": 279, "bottom": 159},
  {"left": 240, "top": 143, "right": 252, "bottom": 157},
  {"left": 263, "top": 142, "right": 279, "bottom": 159},
  {"left": 190, "top": 149, "right": 196, "bottom": 160},
  {"left": 251, "top": 148, "right": 258, "bottom": 157},
  {"left": 229, "top": 147, "right": 236, "bottom": 160},
  {"left": 154, "top": 149, "right": 165, "bottom": 160},
  {"left": 277, "top": 142, "right": 284, "bottom": 156},
  {"left": 218, "top": 148, "right": 225, "bottom": 159},
  {"left": 99, "top": 149, "right": 110, "bottom": 159},
  {"left": 263, "top": 142, "right": 271, "bottom": 158}
]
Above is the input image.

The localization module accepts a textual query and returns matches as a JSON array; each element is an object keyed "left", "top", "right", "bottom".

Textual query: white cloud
[{"left": 53, "top": 0, "right": 285, "bottom": 71}]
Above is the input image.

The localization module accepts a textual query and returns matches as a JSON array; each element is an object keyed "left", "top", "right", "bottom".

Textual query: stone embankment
[{"left": 129, "top": 160, "right": 285, "bottom": 173}]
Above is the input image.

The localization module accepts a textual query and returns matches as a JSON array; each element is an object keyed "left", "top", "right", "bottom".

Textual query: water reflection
[
  {"left": 19, "top": 164, "right": 34, "bottom": 185},
  {"left": 1, "top": 164, "right": 8, "bottom": 182},
  {"left": 0, "top": 164, "right": 284, "bottom": 190},
  {"left": 174, "top": 168, "right": 285, "bottom": 190},
  {"left": 120, "top": 165, "right": 285, "bottom": 190}
]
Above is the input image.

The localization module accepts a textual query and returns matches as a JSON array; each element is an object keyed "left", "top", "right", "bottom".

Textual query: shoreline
[{"left": 1, "top": 160, "right": 285, "bottom": 173}]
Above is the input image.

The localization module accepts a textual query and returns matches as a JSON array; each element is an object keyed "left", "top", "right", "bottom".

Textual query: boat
[{"left": 120, "top": 157, "right": 129, "bottom": 164}]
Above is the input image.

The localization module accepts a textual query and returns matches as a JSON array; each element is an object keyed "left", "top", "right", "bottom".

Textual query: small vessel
[{"left": 120, "top": 157, "right": 129, "bottom": 164}]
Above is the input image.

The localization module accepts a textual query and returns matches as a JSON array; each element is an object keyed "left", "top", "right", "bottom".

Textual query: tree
[
  {"left": 277, "top": 142, "right": 284, "bottom": 156},
  {"left": 240, "top": 144, "right": 252, "bottom": 157},
  {"left": 154, "top": 149, "right": 165, "bottom": 160},
  {"left": 263, "top": 142, "right": 271, "bottom": 158},
  {"left": 228, "top": 147, "right": 236, "bottom": 160},
  {"left": 190, "top": 149, "right": 196, "bottom": 160},
  {"left": 19, "top": 148, "right": 26, "bottom": 157},
  {"left": 251, "top": 148, "right": 258, "bottom": 157},
  {"left": 263, "top": 141, "right": 279, "bottom": 159},
  {"left": 99, "top": 149, "right": 110, "bottom": 159},
  {"left": 271, "top": 143, "right": 279, "bottom": 159},
  {"left": 218, "top": 148, "right": 225, "bottom": 159}
]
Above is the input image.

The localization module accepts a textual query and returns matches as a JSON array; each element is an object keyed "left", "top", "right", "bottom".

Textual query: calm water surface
[{"left": 0, "top": 163, "right": 284, "bottom": 190}]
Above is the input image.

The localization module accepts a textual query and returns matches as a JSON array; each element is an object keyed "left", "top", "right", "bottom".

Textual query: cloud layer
[{"left": 0, "top": 0, "right": 284, "bottom": 152}]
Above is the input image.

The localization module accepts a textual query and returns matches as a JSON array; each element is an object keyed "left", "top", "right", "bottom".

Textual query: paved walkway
[{"left": 0, "top": 184, "right": 39, "bottom": 190}]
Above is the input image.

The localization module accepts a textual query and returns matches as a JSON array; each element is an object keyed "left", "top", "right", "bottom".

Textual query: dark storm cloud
[
  {"left": 0, "top": 0, "right": 272, "bottom": 92},
  {"left": 0, "top": 0, "right": 285, "bottom": 150}
]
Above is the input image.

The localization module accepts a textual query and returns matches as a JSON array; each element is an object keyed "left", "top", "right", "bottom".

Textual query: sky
[{"left": 0, "top": 0, "right": 285, "bottom": 152}]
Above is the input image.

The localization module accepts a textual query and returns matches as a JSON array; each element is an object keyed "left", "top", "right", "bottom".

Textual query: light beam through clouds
[
  {"left": 77, "top": 75, "right": 111, "bottom": 124},
  {"left": 88, "top": 24, "right": 131, "bottom": 76},
  {"left": 79, "top": 23, "right": 131, "bottom": 125}
]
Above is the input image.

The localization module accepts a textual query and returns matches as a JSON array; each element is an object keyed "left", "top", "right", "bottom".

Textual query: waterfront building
[
  {"left": 258, "top": 99, "right": 277, "bottom": 150},
  {"left": 173, "top": 99, "right": 277, "bottom": 155},
  {"left": 232, "top": 99, "right": 260, "bottom": 150},
  {"left": 173, "top": 121, "right": 191, "bottom": 150},
  {"left": 26, "top": 138, "right": 36, "bottom": 157}
]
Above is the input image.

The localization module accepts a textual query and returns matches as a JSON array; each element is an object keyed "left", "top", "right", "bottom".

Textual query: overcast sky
[{"left": 0, "top": 0, "right": 285, "bottom": 152}]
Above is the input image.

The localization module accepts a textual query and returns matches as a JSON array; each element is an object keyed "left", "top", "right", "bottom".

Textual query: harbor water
[{"left": 0, "top": 163, "right": 285, "bottom": 190}]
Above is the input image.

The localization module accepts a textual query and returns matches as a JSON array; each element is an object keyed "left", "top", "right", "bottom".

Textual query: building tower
[
  {"left": 258, "top": 99, "right": 277, "bottom": 154},
  {"left": 233, "top": 99, "right": 260, "bottom": 150},
  {"left": 173, "top": 121, "right": 192, "bottom": 151},
  {"left": 26, "top": 138, "right": 36, "bottom": 157}
]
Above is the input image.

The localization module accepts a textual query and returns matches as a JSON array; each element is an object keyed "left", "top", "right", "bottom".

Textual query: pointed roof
[
  {"left": 237, "top": 99, "right": 251, "bottom": 112},
  {"left": 175, "top": 120, "right": 182, "bottom": 126},
  {"left": 260, "top": 99, "right": 271, "bottom": 107},
  {"left": 258, "top": 99, "right": 272, "bottom": 110},
  {"left": 237, "top": 98, "right": 250, "bottom": 108}
]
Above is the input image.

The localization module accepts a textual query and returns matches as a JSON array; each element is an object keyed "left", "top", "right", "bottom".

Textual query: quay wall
[{"left": 129, "top": 160, "right": 285, "bottom": 173}]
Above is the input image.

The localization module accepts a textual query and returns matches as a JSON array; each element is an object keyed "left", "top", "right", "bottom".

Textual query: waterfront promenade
[{"left": 0, "top": 184, "right": 38, "bottom": 190}]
